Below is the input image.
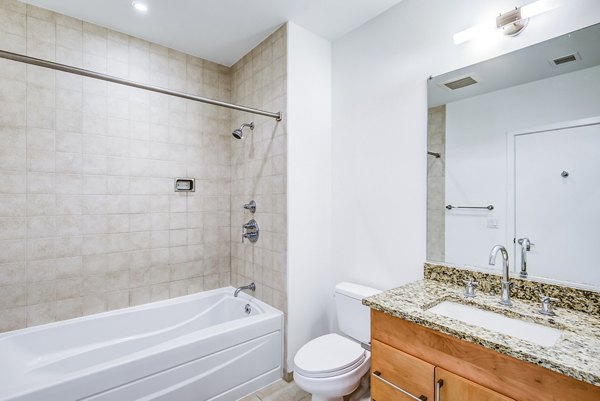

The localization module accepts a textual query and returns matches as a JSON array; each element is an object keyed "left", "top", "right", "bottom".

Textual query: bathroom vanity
[{"left": 364, "top": 264, "right": 600, "bottom": 401}]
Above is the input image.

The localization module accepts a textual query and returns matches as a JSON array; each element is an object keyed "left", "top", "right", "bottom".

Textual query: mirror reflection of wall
[
  {"left": 514, "top": 123, "right": 600, "bottom": 286},
  {"left": 445, "top": 64, "right": 600, "bottom": 268},
  {"left": 426, "top": 23, "right": 600, "bottom": 289}
]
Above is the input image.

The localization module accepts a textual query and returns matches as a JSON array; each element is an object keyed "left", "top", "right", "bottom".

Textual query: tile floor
[
  {"left": 239, "top": 378, "right": 371, "bottom": 401},
  {"left": 238, "top": 379, "right": 310, "bottom": 401}
]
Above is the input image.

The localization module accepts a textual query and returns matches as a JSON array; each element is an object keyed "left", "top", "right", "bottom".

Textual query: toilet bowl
[
  {"left": 294, "top": 333, "right": 370, "bottom": 401},
  {"left": 293, "top": 283, "right": 380, "bottom": 401}
]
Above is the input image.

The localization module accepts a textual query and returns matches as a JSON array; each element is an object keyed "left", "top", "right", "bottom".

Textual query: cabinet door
[
  {"left": 371, "top": 339, "right": 434, "bottom": 401},
  {"left": 434, "top": 368, "right": 515, "bottom": 401}
]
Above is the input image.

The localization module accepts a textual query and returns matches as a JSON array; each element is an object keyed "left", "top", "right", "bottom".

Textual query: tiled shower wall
[
  {"left": 0, "top": 0, "right": 233, "bottom": 332},
  {"left": 230, "top": 27, "right": 287, "bottom": 313},
  {"left": 426, "top": 105, "right": 445, "bottom": 261}
]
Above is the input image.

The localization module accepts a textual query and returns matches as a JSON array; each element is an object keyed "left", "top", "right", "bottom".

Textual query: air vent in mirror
[
  {"left": 550, "top": 52, "right": 581, "bottom": 66},
  {"left": 441, "top": 75, "right": 479, "bottom": 91}
]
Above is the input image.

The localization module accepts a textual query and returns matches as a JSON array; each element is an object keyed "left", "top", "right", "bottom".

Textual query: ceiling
[{"left": 20, "top": 0, "right": 404, "bottom": 66}]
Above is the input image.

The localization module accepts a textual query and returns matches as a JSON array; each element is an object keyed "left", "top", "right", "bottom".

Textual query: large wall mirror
[{"left": 427, "top": 23, "right": 600, "bottom": 289}]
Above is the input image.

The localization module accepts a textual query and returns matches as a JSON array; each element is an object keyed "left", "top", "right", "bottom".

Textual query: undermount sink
[{"left": 427, "top": 301, "right": 562, "bottom": 347}]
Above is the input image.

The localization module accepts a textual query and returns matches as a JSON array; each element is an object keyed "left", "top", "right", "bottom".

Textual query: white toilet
[{"left": 293, "top": 282, "right": 381, "bottom": 401}]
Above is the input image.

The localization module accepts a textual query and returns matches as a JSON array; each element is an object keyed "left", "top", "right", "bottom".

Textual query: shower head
[
  {"left": 232, "top": 128, "right": 243, "bottom": 139},
  {"left": 232, "top": 122, "right": 254, "bottom": 139}
]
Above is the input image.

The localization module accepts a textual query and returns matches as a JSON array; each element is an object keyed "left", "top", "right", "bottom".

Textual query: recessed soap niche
[{"left": 174, "top": 178, "right": 195, "bottom": 192}]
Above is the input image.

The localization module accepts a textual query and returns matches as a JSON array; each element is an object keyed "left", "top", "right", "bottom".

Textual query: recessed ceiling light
[{"left": 132, "top": 1, "right": 148, "bottom": 12}]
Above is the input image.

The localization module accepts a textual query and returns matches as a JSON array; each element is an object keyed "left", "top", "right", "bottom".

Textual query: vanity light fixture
[
  {"left": 132, "top": 1, "right": 148, "bottom": 13},
  {"left": 453, "top": 0, "right": 562, "bottom": 45}
]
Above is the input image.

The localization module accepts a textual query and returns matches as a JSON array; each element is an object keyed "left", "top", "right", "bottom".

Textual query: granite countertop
[{"left": 364, "top": 279, "right": 600, "bottom": 386}]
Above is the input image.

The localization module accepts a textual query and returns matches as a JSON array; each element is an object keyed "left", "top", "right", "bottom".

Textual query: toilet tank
[{"left": 334, "top": 282, "right": 381, "bottom": 344}]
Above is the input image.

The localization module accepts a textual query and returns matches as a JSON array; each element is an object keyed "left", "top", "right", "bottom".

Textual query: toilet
[{"left": 293, "top": 282, "right": 381, "bottom": 401}]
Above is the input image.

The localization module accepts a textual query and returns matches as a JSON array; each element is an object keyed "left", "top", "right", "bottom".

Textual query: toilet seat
[{"left": 294, "top": 333, "right": 366, "bottom": 379}]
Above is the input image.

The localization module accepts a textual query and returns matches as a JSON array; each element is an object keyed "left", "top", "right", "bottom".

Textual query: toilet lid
[{"left": 294, "top": 333, "right": 366, "bottom": 378}]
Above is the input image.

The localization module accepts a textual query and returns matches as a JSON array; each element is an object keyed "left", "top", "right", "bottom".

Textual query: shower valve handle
[
  {"left": 242, "top": 219, "right": 259, "bottom": 243},
  {"left": 243, "top": 200, "right": 256, "bottom": 213},
  {"left": 242, "top": 232, "right": 259, "bottom": 243},
  {"left": 243, "top": 221, "right": 258, "bottom": 230}
]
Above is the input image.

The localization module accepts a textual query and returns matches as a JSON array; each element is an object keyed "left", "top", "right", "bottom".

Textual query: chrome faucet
[
  {"left": 234, "top": 282, "right": 256, "bottom": 297},
  {"left": 517, "top": 237, "right": 531, "bottom": 278},
  {"left": 489, "top": 245, "right": 512, "bottom": 306}
]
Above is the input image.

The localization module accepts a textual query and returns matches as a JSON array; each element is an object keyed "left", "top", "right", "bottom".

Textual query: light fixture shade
[
  {"left": 521, "top": 0, "right": 561, "bottom": 19},
  {"left": 453, "top": 0, "right": 562, "bottom": 45},
  {"left": 132, "top": 1, "right": 148, "bottom": 12},
  {"left": 453, "top": 21, "right": 496, "bottom": 45}
]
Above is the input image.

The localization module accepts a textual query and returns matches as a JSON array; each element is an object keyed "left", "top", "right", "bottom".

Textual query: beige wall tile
[
  {"left": 0, "top": 239, "right": 26, "bottom": 263},
  {"left": 27, "top": 280, "right": 55, "bottom": 304},
  {"left": 0, "top": 101, "right": 26, "bottom": 127},
  {"left": 0, "top": 262, "right": 26, "bottom": 286},
  {"left": 0, "top": 0, "right": 26, "bottom": 14},
  {"left": 55, "top": 256, "right": 82, "bottom": 279},
  {"left": 106, "top": 289, "right": 128, "bottom": 310},
  {"left": 230, "top": 26, "right": 287, "bottom": 312},
  {"left": 427, "top": 105, "right": 445, "bottom": 261},
  {"left": 0, "top": 306, "right": 26, "bottom": 332},
  {"left": 81, "top": 294, "right": 106, "bottom": 315},
  {"left": 0, "top": 0, "right": 289, "bottom": 337},
  {"left": 27, "top": 259, "right": 56, "bottom": 282},
  {"left": 27, "top": 16, "right": 55, "bottom": 44},
  {"left": 55, "top": 297, "right": 82, "bottom": 320},
  {"left": 0, "top": 283, "right": 26, "bottom": 308},
  {"left": 27, "top": 301, "right": 55, "bottom": 326}
]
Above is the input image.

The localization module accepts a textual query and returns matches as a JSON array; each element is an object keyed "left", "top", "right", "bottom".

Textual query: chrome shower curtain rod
[{"left": 0, "top": 49, "right": 282, "bottom": 121}]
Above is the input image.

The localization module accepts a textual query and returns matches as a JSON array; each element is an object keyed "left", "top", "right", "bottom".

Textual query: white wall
[
  {"left": 331, "top": 0, "right": 600, "bottom": 291},
  {"left": 445, "top": 65, "right": 600, "bottom": 268},
  {"left": 286, "top": 23, "right": 333, "bottom": 371}
]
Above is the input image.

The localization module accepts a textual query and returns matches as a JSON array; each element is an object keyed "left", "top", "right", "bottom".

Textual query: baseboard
[{"left": 282, "top": 369, "right": 293, "bottom": 382}]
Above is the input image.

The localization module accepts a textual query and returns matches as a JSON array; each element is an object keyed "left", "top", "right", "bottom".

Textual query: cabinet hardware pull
[
  {"left": 372, "top": 371, "right": 428, "bottom": 401},
  {"left": 435, "top": 379, "right": 444, "bottom": 401}
]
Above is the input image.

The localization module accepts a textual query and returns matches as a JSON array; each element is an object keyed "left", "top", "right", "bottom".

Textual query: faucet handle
[
  {"left": 243, "top": 200, "right": 256, "bottom": 213},
  {"left": 517, "top": 237, "right": 534, "bottom": 250},
  {"left": 243, "top": 220, "right": 258, "bottom": 230},
  {"left": 539, "top": 295, "right": 559, "bottom": 316},
  {"left": 242, "top": 231, "right": 259, "bottom": 243},
  {"left": 463, "top": 279, "right": 477, "bottom": 298}
]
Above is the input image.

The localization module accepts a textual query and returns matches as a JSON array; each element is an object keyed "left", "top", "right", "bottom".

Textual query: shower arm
[{"left": 0, "top": 49, "right": 282, "bottom": 121}]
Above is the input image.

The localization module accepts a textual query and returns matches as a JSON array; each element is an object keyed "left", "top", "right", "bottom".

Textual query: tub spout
[{"left": 234, "top": 282, "right": 256, "bottom": 297}]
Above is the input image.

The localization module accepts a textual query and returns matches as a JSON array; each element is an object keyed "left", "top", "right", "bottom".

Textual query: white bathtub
[{"left": 0, "top": 287, "right": 283, "bottom": 401}]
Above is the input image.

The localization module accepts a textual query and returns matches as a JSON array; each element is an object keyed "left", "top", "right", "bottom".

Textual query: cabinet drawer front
[
  {"left": 435, "top": 368, "right": 515, "bottom": 401},
  {"left": 372, "top": 377, "right": 426, "bottom": 401},
  {"left": 371, "top": 339, "right": 434, "bottom": 401}
]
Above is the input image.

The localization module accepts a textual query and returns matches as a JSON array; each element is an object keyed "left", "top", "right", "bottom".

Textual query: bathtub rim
[{"left": 0, "top": 286, "right": 282, "bottom": 340}]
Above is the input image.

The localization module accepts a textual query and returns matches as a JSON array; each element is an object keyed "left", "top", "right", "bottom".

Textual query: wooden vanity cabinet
[
  {"left": 371, "top": 339, "right": 434, "bottom": 401},
  {"left": 371, "top": 339, "right": 513, "bottom": 401},
  {"left": 371, "top": 309, "right": 600, "bottom": 401},
  {"left": 435, "top": 368, "right": 514, "bottom": 401}
]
